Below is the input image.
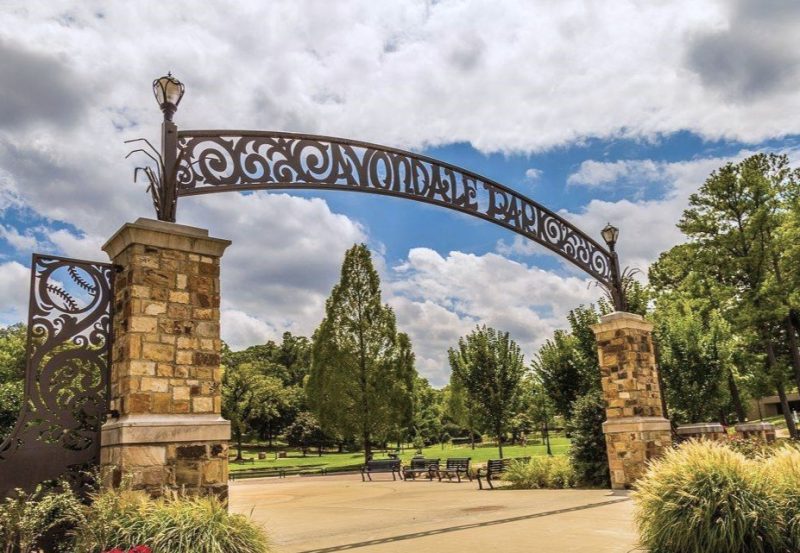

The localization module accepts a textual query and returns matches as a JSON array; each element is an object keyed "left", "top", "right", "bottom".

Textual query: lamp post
[
  {"left": 601, "top": 223, "right": 627, "bottom": 312},
  {"left": 153, "top": 73, "right": 184, "bottom": 222}
]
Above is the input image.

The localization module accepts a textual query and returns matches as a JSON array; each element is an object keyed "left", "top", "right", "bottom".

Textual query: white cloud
[
  {"left": 567, "top": 159, "right": 664, "bottom": 188},
  {"left": 525, "top": 168, "right": 543, "bottom": 181},
  {"left": 388, "top": 248, "right": 602, "bottom": 385},
  {"left": 0, "top": 261, "right": 29, "bottom": 325},
  {"left": 221, "top": 310, "right": 278, "bottom": 351},
  {"left": 47, "top": 229, "right": 106, "bottom": 260},
  {"left": 0, "top": 225, "right": 38, "bottom": 252},
  {"left": 180, "top": 192, "right": 367, "bottom": 346},
  {"left": 0, "top": 0, "right": 798, "bottom": 162}
]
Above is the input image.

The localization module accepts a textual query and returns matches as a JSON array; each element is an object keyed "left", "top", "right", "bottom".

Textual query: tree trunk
[
  {"left": 544, "top": 420, "right": 552, "bottom": 456},
  {"left": 766, "top": 338, "right": 798, "bottom": 438},
  {"left": 235, "top": 427, "right": 244, "bottom": 461},
  {"left": 497, "top": 433, "right": 504, "bottom": 459},
  {"left": 784, "top": 316, "right": 800, "bottom": 394},
  {"left": 776, "top": 379, "right": 798, "bottom": 439},
  {"left": 653, "top": 339, "right": 670, "bottom": 420},
  {"left": 727, "top": 367, "right": 747, "bottom": 423},
  {"left": 363, "top": 430, "right": 371, "bottom": 463}
]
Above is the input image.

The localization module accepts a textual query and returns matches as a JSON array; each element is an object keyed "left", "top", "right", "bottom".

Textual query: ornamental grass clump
[
  {"left": 71, "top": 488, "right": 270, "bottom": 553},
  {"left": 504, "top": 456, "right": 576, "bottom": 489},
  {"left": 633, "top": 440, "right": 783, "bottom": 553},
  {"left": 761, "top": 447, "right": 800, "bottom": 551}
]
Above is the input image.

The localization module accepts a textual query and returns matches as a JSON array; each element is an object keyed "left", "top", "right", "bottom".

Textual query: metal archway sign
[{"left": 129, "top": 78, "right": 626, "bottom": 310}]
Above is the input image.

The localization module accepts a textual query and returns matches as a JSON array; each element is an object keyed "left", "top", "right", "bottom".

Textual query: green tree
[
  {"left": 568, "top": 390, "right": 610, "bottom": 487},
  {"left": 285, "top": 411, "right": 326, "bottom": 456},
  {"left": 448, "top": 325, "right": 525, "bottom": 458},
  {"left": 391, "top": 333, "right": 416, "bottom": 446},
  {"left": 248, "top": 376, "right": 301, "bottom": 447},
  {"left": 674, "top": 153, "right": 800, "bottom": 436},
  {"left": 518, "top": 375, "right": 556, "bottom": 454},
  {"left": 411, "top": 376, "right": 444, "bottom": 446},
  {"left": 307, "top": 244, "right": 416, "bottom": 462},
  {"left": 532, "top": 305, "right": 602, "bottom": 420},
  {"left": 0, "top": 324, "right": 26, "bottom": 441},
  {"left": 444, "top": 373, "right": 482, "bottom": 449},
  {"left": 221, "top": 363, "right": 271, "bottom": 460},
  {"left": 652, "top": 298, "right": 734, "bottom": 424}
]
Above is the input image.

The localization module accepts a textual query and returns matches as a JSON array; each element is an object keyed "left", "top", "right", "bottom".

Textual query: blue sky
[{"left": 2, "top": 1, "right": 800, "bottom": 385}]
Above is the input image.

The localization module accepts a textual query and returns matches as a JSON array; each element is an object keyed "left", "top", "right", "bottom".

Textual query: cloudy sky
[{"left": 2, "top": 0, "right": 800, "bottom": 385}]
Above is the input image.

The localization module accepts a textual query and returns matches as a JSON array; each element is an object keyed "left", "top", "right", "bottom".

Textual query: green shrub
[
  {"left": 633, "top": 440, "right": 784, "bottom": 553},
  {"left": 71, "top": 489, "right": 270, "bottom": 553},
  {"left": 567, "top": 390, "right": 610, "bottom": 487},
  {"left": 504, "top": 456, "right": 576, "bottom": 489},
  {"left": 728, "top": 436, "right": 798, "bottom": 459},
  {"left": 0, "top": 481, "right": 80, "bottom": 553},
  {"left": 761, "top": 447, "right": 800, "bottom": 551}
]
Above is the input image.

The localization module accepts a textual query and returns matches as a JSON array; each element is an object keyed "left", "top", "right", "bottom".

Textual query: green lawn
[{"left": 228, "top": 438, "right": 571, "bottom": 473}]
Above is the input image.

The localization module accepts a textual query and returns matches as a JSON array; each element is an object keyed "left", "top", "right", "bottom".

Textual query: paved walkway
[{"left": 229, "top": 474, "right": 641, "bottom": 553}]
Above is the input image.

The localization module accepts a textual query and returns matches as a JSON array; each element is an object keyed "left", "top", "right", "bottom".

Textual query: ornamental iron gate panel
[{"left": 0, "top": 255, "right": 114, "bottom": 497}]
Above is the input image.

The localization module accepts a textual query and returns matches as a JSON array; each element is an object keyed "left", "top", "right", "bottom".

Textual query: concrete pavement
[{"left": 229, "top": 474, "right": 641, "bottom": 553}]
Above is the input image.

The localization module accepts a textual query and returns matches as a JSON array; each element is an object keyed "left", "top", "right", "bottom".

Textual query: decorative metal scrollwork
[
  {"left": 0, "top": 255, "right": 114, "bottom": 497},
  {"left": 174, "top": 131, "right": 613, "bottom": 285}
]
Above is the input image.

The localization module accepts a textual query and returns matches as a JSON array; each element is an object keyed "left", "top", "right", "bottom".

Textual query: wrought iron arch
[{"left": 128, "top": 115, "right": 624, "bottom": 309}]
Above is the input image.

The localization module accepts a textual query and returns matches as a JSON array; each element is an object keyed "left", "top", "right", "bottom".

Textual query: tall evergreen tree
[
  {"left": 448, "top": 325, "right": 525, "bottom": 458},
  {"left": 307, "top": 244, "right": 415, "bottom": 462}
]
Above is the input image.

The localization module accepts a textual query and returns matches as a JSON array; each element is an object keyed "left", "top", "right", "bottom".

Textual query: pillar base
[
  {"left": 603, "top": 416, "right": 672, "bottom": 489},
  {"left": 101, "top": 414, "right": 231, "bottom": 498}
]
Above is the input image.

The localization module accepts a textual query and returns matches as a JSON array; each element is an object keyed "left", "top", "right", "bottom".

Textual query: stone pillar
[
  {"left": 100, "top": 218, "right": 231, "bottom": 498},
  {"left": 591, "top": 312, "right": 672, "bottom": 489}
]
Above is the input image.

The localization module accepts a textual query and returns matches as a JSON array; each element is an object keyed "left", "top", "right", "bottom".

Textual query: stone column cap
[
  {"left": 603, "top": 416, "right": 671, "bottom": 433},
  {"left": 734, "top": 421, "right": 776, "bottom": 431},
  {"left": 103, "top": 218, "right": 231, "bottom": 259},
  {"left": 101, "top": 414, "right": 231, "bottom": 446},
  {"left": 591, "top": 311, "right": 653, "bottom": 333},
  {"left": 676, "top": 422, "right": 725, "bottom": 434}
]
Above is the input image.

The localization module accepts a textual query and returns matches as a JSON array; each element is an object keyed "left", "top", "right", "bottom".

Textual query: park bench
[
  {"left": 402, "top": 457, "right": 440, "bottom": 481},
  {"left": 230, "top": 467, "right": 286, "bottom": 480},
  {"left": 229, "top": 466, "right": 330, "bottom": 481},
  {"left": 476, "top": 456, "right": 530, "bottom": 489},
  {"left": 436, "top": 457, "right": 472, "bottom": 482},
  {"left": 361, "top": 459, "right": 402, "bottom": 481}
]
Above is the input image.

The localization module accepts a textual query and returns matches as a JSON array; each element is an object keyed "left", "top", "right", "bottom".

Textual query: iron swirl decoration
[
  {"left": 175, "top": 131, "right": 613, "bottom": 285},
  {"left": 0, "top": 255, "right": 114, "bottom": 497}
]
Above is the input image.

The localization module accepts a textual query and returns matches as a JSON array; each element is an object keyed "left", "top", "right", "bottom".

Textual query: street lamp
[
  {"left": 152, "top": 73, "right": 185, "bottom": 122},
  {"left": 601, "top": 223, "right": 626, "bottom": 312},
  {"left": 134, "top": 72, "right": 184, "bottom": 222},
  {"left": 601, "top": 223, "right": 619, "bottom": 252}
]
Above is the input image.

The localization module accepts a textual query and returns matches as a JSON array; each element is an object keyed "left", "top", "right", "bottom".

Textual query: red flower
[{"left": 101, "top": 547, "right": 151, "bottom": 553}]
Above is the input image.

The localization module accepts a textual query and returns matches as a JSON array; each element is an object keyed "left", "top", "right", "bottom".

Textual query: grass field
[{"left": 228, "top": 438, "right": 571, "bottom": 473}]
